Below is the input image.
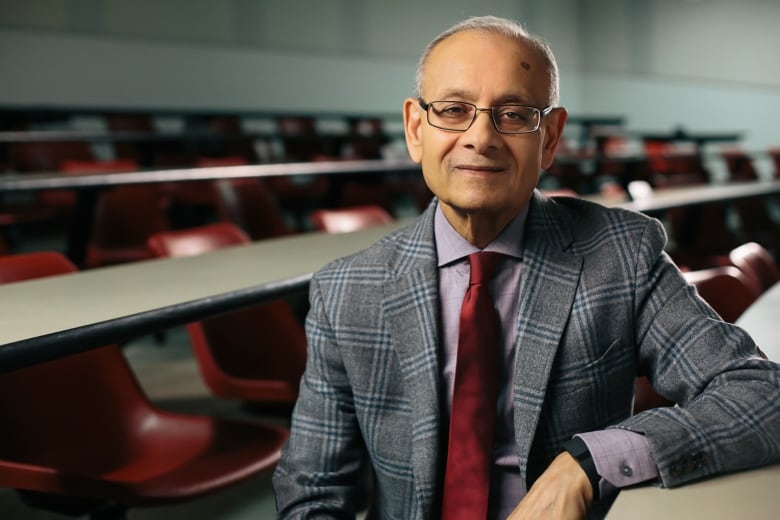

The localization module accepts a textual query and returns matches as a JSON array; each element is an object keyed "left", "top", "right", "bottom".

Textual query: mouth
[
  {"left": 454, "top": 164, "right": 506, "bottom": 174},
  {"left": 455, "top": 164, "right": 506, "bottom": 175}
]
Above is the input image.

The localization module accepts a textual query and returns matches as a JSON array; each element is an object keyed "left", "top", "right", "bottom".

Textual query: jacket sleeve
[
  {"left": 616, "top": 218, "right": 780, "bottom": 487},
  {"left": 273, "top": 274, "right": 369, "bottom": 518}
]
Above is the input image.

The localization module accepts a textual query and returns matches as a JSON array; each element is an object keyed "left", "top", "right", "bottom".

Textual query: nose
[{"left": 462, "top": 109, "right": 502, "bottom": 152}]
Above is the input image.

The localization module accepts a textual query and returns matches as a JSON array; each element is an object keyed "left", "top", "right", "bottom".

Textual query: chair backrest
[
  {"left": 146, "top": 223, "right": 306, "bottom": 403},
  {"left": 86, "top": 185, "right": 171, "bottom": 267},
  {"left": 0, "top": 252, "right": 153, "bottom": 471},
  {"left": 310, "top": 204, "right": 394, "bottom": 234},
  {"left": 214, "top": 178, "right": 295, "bottom": 240},
  {"left": 633, "top": 375, "right": 674, "bottom": 414},
  {"left": 768, "top": 146, "right": 780, "bottom": 179},
  {"left": 58, "top": 159, "right": 139, "bottom": 174},
  {"left": 0, "top": 251, "right": 76, "bottom": 283},
  {"left": 683, "top": 265, "right": 762, "bottom": 323},
  {"left": 719, "top": 147, "right": 758, "bottom": 181},
  {"left": 540, "top": 188, "right": 580, "bottom": 199},
  {"left": 147, "top": 221, "right": 250, "bottom": 258},
  {"left": 195, "top": 156, "right": 248, "bottom": 168},
  {"left": 729, "top": 242, "right": 780, "bottom": 293},
  {"left": 8, "top": 141, "right": 93, "bottom": 172}
]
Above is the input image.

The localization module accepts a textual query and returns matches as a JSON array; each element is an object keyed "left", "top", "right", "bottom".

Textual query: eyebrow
[{"left": 432, "top": 90, "right": 536, "bottom": 106}]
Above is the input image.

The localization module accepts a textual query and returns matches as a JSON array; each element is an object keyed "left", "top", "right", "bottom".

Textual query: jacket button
[{"left": 620, "top": 464, "right": 633, "bottom": 477}]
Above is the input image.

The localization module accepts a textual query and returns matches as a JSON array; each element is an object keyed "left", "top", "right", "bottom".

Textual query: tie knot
[{"left": 467, "top": 252, "right": 504, "bottom": 286}]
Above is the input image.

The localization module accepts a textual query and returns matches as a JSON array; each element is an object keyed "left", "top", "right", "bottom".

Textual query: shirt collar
[{"left": 434, "top": 202, "right": 528, "bottom": 268}]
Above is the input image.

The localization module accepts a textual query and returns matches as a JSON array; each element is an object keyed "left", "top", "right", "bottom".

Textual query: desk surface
[
  {"left": 619, "top": 180, "right": 780, "bottom": 213},
  {"left": 736, "top": 281, "right": 780, "bottom": 362},
  {"left": 0, "top": 219, "right": 411, "bottom": 371},
  {"left": 607, "top": 463, "right": 780, "bottom": 519},
  {"left": 0, "top": 158, "right": 421, "bottom": 191}
]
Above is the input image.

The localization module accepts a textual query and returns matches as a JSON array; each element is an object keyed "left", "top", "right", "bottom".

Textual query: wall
[
  {"left": 0, "top": 0, "right": 778, "bottom": 150},
  {"left": 0, "top": 0, "right": 580, "bottom": 115},
  {"left": 579, "top": 0, "right": 780, "bottom": 150}
]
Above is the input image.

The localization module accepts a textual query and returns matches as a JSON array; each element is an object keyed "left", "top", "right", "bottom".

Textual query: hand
[{"left": 507, "top": 451, "right": 594, "bottom": 520}]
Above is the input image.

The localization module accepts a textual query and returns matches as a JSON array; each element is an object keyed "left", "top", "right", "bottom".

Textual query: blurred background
[
  {"left": 1, "top": 0, "right": 778, "bottom": 150},
  {"left": 1, "top": 2, "right": 779, "bottom": 518}
]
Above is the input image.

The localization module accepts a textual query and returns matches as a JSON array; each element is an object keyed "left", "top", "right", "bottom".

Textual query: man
[{"left": 273, "top": 16, "right": 780, "bottom": 519}]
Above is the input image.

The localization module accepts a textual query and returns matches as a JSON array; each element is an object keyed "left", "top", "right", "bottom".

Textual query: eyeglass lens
[{"left": 427, "top": 101, "right": 541, "bottom": 133}]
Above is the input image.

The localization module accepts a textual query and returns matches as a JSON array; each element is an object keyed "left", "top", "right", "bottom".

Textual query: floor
[{"left": 0, "top": 327, "right": 285, "bottom": 519}]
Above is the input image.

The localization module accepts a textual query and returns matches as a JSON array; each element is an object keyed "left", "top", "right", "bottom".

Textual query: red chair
[
  {"left": 633, "top": 376, "right": 674, "bottom": 414},
  {"left": 719, "top": 147, "right": 759, "bottom": 182},
  {"left": 683, "top": 265, "right": 762, "bottom": 324},
  {"left": 767, "top": 146, "right": 780, "bottom": 179},
  {"left": 59, "top": 159, "right": 140, "bottom": 174},
  {"left": 729, "top": 242, "right": 780, "bottom": 294},
  {"left": 85, "top": 184, "right": 171, "bottom": 268},
  {"left": 45, "top": 159, "right": 142, "bottom": 214},
  {"left": 0, "top": 252, "right": 288, "bottom": 520},
  {"left": 214, "top": 178, "right": 296, "bottom": 240},
  {"left": 540, "top": 188, "right": 581, "bottom": 198},
  {"left": 55, "top": 159, "right": 170, "bottom": 268},
  {"left": 103, "top": 112, "right": 156, "bottom": 163},
  {"left": 146, "top": 222, "right": 306, "bottom": 407},
  {"left": 310, "top": 204, "right": 394, "bottom": 234},
  {"left": 8, "top": 141, "right": 93, "bottom": 172},
  {"left": 162, "top": 156, "right": 250, "bottom": 211}
]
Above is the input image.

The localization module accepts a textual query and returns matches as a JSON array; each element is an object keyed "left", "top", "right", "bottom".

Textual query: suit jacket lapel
[
  {"left": 512, "top": 191, "right": 583, "bottom": 485},
  {"left": 382, "top": 205, "right": 443, "bottom": 517}
]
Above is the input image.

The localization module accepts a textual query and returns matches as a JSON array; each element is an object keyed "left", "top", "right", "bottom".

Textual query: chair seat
[
  {"left": 147, "top": 222, "right": 307, "bottom": 407},
  {"left": 0, "top": 414, "right": 287, "bottom": 506},
  {"left": 0, "top": 252, "right": 290, "bottom": 518}
]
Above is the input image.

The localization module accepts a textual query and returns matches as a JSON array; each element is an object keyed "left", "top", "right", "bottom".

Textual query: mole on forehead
[{"left": 521, "top": 61, "right": 531, "bottom": 71}]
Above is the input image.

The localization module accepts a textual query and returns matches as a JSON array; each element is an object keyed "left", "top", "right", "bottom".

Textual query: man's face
[{"left": 404, "top": 30, "right": 567, "bottom": 223}]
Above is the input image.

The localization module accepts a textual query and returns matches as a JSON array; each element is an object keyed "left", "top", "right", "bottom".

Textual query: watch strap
[{"left": 561, "top": 436, "right": 601, "bottom": 500}]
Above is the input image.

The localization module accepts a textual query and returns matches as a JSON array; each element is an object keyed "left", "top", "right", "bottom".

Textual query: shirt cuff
[{"left": 575, "top": 429, "right": 658, "bottom": 495}]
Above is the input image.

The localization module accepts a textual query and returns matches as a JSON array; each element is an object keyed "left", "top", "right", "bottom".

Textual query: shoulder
[
  {"left": 312, "top": 208, "right": 437, "bottom": 286},
  {"left": 532, "top": 191, "right": 667, "bottom": 254}
]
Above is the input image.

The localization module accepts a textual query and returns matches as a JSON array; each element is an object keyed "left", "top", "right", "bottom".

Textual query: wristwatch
[{"left": 561, "top": 436, "right": 601, "bottom": 500}]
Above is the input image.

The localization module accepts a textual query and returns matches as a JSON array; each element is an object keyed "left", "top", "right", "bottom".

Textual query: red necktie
[{"left": 442, "top": 252, "right": 504, "bottom": 519}]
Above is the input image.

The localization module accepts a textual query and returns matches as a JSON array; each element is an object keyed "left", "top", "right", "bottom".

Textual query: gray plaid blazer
[{"left": 274, "top": 191, "right": 780, "bottom": 519}]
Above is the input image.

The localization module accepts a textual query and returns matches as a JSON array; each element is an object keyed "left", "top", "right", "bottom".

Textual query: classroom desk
[
  {"left": 736, "top": 281, "right": 780, "bottom": 362},
  {"left": 618, "top": 179, "right": 780, "bottom": 214},
  {"left": 607, "top": 463, "right": 780, "bottom": 519},
  {"left": 0, "top": 129, "right": 261, "bottom": 143},
  {"left": 0, "top": 158, "right": 421, "bottom": 264},
  {"left": 636, "top": 129, "right": 743, "bottom": 151},
  {"left": 2, "top": 180, "right": 779, "bottom": 371},
  {"left": 0, "top": 158, "right": 421, "bottom": 191},
  {"left": 0, "top": 218, "right": 412, "bottom": 373}
]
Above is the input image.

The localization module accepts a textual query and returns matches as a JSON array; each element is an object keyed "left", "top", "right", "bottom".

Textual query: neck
[{"left": 440, "top": 205, "right": 516, "bottom": 249}]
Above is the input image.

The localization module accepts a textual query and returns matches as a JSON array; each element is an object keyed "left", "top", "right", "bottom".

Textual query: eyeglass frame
[{"left": 417, "top": 98, "right": 554, "bottom": 135}]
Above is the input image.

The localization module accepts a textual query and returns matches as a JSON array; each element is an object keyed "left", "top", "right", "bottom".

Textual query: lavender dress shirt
[{"left": 434, "top": 204, "right": 658, "bottom": 519}]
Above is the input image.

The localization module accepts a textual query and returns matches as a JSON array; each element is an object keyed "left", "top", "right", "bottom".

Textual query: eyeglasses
[{"left": 418, "top": 99, "right": 553, "bottom": 134}]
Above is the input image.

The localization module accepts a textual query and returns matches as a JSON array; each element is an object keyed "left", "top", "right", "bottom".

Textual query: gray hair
[{"left": 414, "top": 15, "right": 560, "bottom": 106}]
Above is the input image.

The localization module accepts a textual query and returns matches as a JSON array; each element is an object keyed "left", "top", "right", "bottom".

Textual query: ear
[
  {"left": 540, "top": 107, "right": 568, "bottom": 170},
  {"left": 403, "top": 97, "right": 423, "bottom": 164}
]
